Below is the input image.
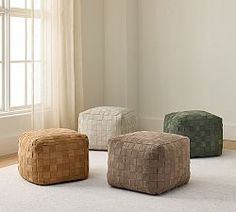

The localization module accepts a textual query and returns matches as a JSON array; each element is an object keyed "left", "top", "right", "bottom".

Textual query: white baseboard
[
  {"left": 0, "top": 113, "right": 31, "bottom": 156},
  {"left": 138, "top": 117, "right": 236, "bottom": 140},
  {"left": 0, "top": 135, "right": 18, "bottom": 156},
  {"left": 224, "top": 124, "right": 236, "bottom": 140}
]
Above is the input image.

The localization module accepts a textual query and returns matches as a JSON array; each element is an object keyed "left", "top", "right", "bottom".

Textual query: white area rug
[{"left": 0, "top": 150, "right": 236, "bottom": 212}]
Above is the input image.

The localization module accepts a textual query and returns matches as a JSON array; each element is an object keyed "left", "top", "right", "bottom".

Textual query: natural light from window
[{"left": 0, "top": 0, "right": 41, "bottom": 114}]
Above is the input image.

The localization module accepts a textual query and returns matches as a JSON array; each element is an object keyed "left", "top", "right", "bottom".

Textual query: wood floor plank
[
  {"left": 224, "top": 140, "right": 236, "bottom": 150},
  {"left": 0, "top": 153, "right": 18, "bottom": 168}
]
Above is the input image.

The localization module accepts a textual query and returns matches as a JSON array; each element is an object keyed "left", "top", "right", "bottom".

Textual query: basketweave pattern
[
  {"left": 78, "top": 106, "right": 136, "bottom": 150},
  {"left": 163, "top": 110, "right": 223, "bottom": 158},
  {"left": 107, "top": 131, "right": 190, "bottom": 195},
  {"left": 18, "top": 128, "right": 89, "bottom": 185}
]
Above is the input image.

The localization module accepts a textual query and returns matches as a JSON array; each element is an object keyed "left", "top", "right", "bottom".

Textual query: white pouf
[{"left": 78, "top": 106, "right": 136, "bottom": 150}]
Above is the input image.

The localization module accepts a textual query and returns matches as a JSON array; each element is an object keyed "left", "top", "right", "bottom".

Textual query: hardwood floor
[
  {"left": 0, "top": 153, "right": 18, "bottom": 168},
  {"left": 224, "top": 140, "right": 236, "bottom": 150},
  {"left": 0, "top": 140, "right": 235, "bottom": 169}
]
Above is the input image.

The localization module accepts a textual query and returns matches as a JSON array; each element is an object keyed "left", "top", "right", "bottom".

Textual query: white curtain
[{"left": 32, "top": 0, "right": 83, "bottom": 130}]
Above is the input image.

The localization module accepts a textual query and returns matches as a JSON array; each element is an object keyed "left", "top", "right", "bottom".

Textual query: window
[{"left": 0, "top": 0, "right": 41, "bottom": 115}]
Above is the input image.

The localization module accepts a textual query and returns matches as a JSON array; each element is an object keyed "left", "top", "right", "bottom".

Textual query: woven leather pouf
[
  {"left": 163, "top": 110, "right": 223, "bottom": 158},
  {"left": 78, "top": 106, "right": 136, "bottom": 150},
  {"left": 18, "top": 128, "right": 89, "bottom": 185},
  {"left": 107, "top": 131, "right": 190, "bottom": 195}
]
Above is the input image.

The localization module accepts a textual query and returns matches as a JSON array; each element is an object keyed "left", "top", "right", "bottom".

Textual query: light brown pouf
[
  {"left": 107, "top": 131, "right": 190, "bottom": 195},
  {"left": 18, "top": 128, "right": 89, "bottom": 185}
]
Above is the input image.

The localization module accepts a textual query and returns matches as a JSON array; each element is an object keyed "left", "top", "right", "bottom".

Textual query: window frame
[{"left": 0, "top": 0, "right": 40, "bottom": 116}]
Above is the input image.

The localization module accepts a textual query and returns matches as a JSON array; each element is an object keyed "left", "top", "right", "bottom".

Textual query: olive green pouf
[{"left": 163, "top": 110, "right": 223, "bottom": 158}]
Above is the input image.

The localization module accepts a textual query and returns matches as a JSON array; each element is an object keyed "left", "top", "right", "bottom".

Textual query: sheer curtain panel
[{"left": 32, "top": 0, "right": 82, "bottom": 130}]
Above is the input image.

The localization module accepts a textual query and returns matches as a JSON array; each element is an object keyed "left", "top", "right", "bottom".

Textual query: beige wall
[
  {"left": 0, "top": 114, "right": 31, "bottom": 156},
  {"left": 80, "top": 0, "right": 105, "bottom": 109},
  {"left": 81, "top": 0, "right": 139, "bottom": 113},
  {"left": 138, "top": 0, "right": 236, "bottom": 139},
  {"left": 104, "top": 0, "right": 138, "bottom": 112},
  {"left": 80, "top": 0, "right": 236, "bottom": 139},
  {"left": 104, "top": 0, "right": 127, "bottom": 107}
]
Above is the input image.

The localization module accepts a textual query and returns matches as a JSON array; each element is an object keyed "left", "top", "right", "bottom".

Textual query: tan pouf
[
  {"left": 107, "top": 131, "right": 190, "bottom": 195},
  {"left": 18, "top": 128, "right": 89, "bottom": 185},
  {"left": 78, "top": 106, "right": 136, "bottom": 150}
]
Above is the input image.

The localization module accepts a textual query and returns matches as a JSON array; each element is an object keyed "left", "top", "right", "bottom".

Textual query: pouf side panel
[
  {"left": 35, "top": 137, "right": 89, "bottom": 185},
  {"left": 121, "top": 112, "right": 137, "bottom": 134},
  {"left": 18, "top": 136, "right": 39, "bottom": 184},
  {"left": 178, "top": 118, "right": 223, "bottom": 157},
  {"left": 78, "top": 113, "right": 122, "bottom": 150},
  {"left": 107, "top": 139, "right": 156, "bottom": 194},
  {"left": 163, "top": 113, "right": 178, "bottom": 133},
  {"left": 157, "top": 138, "right": 190, "bottom": 194}
]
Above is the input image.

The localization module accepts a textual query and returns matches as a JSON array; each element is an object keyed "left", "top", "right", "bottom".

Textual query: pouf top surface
[
  {"left": 19, "top": 128, "right": 87, "bottom": 146},
  {"left": 111, "top": 131, "right": 189, "bottom": 147},
  {"left": 168, "top": 110, "right": 222, "bottom": 121},
  {"left": 80, "top": 106, "right": 133, "bottom": 116}
]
